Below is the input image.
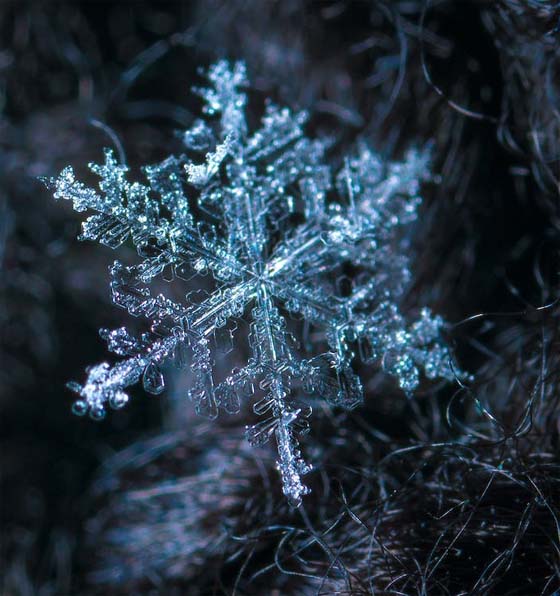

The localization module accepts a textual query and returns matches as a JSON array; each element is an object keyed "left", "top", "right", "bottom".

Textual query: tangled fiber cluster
[{"left": 2, "top": 1, "right": 560, "bottom": 594}]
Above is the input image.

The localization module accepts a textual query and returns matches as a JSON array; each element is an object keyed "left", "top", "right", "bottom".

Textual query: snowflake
[{"left": 45, "top": 61, "right": 461, "bottom": 506}]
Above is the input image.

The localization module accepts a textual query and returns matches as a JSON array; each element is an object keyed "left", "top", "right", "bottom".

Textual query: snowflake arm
[
  {"left": 68, "top": 260, "right": 258, "bottom": 420},
  {"left": 45, "top": 151, "right": 246, "bottom": 284}
]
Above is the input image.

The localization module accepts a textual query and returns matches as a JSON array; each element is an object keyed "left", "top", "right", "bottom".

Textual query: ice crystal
[{"left": 46, "top": 61, "right": 460, "bottom": 506}]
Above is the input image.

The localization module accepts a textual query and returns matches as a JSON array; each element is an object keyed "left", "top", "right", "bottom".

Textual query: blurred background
[{"left": 2, "top": 1, "right": 560, "bottom": 594}]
